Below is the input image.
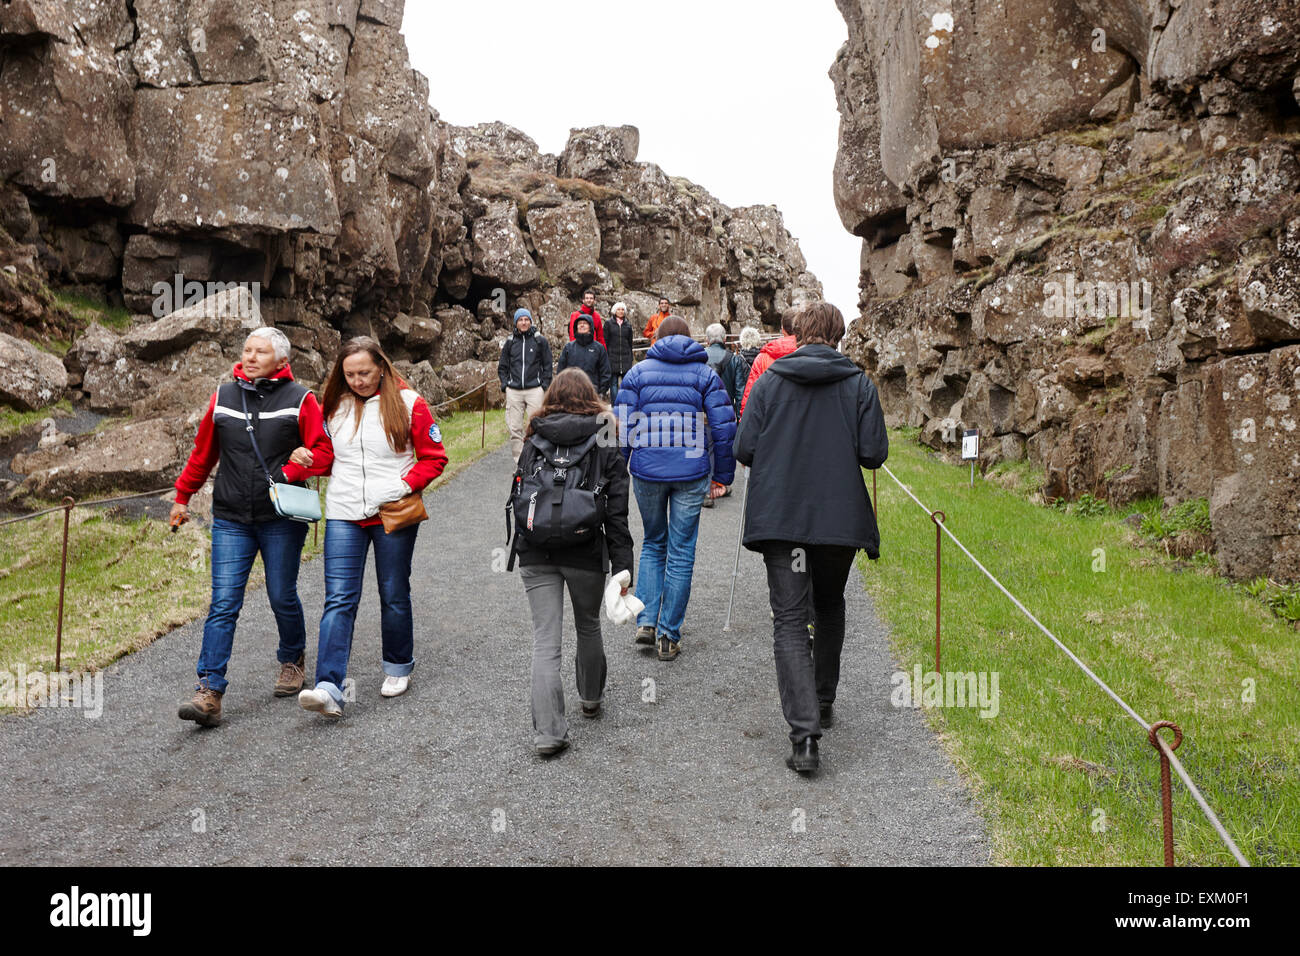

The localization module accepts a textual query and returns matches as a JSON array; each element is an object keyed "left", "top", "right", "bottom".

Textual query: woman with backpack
[
  {"left": 296, "top": 337, "right": 448, "bottom": 719},
  {"left": 508, "top": 368, "right": 634, "bottom": 756}
]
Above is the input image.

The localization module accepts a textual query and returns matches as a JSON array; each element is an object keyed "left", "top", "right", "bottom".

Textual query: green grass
[
  {"left": 52, "top": 289, "right": 132, "bottom": 331},
  {"left": 861, "top": 432, "right": 1298, "bottom": 865},
  {"left": 0, "top": 399, "right": 74, "bottom": 442},
  {"left": 0, "top": 409, "right": 508, "bottom": 703}
]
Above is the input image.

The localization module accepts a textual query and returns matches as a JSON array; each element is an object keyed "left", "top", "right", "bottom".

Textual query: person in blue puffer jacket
[{"left": 614, "top": 316, "right": 736, "bottom": 661}]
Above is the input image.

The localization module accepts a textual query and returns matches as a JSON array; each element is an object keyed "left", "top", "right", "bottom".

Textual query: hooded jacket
[
  {"left": 733, "top": 344, "right": 888, "bottom": 557},
  {"left": 498, "top": 324, "right": 554, "bottom": 391},
  {"left": 511, "top": 411, "right": 633, "bottom": 579},
  {"left": 568, "top": 305, "right": 606, "bottom": 347},
  {"left": 558, "top": 330, "right": 612, "bottom": 394},
  {"left": 174, "top": 363, "right": 333, "bottom": 523},
  {"left": 613, "top": 335, "right": 736, "bottom": 486},
  {"left": 324, "top": 386, "right": 449, "bottom": 524},
  {"left": 740, "top": 332, "right": 797, "bottom": 413}
]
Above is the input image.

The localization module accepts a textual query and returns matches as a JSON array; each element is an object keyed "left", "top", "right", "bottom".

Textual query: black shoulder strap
[{"left": 239, "top": 388, "right": 276, "bottom": 488}]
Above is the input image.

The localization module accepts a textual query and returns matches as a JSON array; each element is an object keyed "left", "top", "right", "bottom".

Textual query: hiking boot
[
  {"left": 274, "top": 653, "right": 306, "bottom": 697},
  {"left": 178, "top": 684, "right": 223, "bottom": 728},
  {"left": 634, "top": 625, "right": 657, "bottom": 646},
  {"left": 786, "top": 738, "right": 819, "bottom": 774},
  {"left": 819, "top": 703, "right": 835, "bottom": 728},
  {"left": 581, "top": 701, "right": 601, "bottom": 719},
  {"left": 536, "top": 738, "right": 570, "bottom": 757},
  {"left": 657, "top": 636, "right": 680, "bottom": 661}
]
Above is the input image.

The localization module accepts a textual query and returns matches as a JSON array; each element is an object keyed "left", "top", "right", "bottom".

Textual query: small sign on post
[{"left": 962, "top": 428, "right": 979, "bottom": 487}]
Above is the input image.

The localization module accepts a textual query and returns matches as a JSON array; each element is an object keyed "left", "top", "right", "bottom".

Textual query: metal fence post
[
  {"left": 1149, "top": 721, "right": 1184, "bottom": 866},
  {"left": 55, "top": 496, "right": 74, "bottom": 672},
  {"left": 930, "top": 510, "right": 946, "bottom": 673}
]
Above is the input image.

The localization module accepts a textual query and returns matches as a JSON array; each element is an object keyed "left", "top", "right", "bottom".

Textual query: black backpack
[{"left": 505, "top": 432, "right": 606, "bottom": 569}]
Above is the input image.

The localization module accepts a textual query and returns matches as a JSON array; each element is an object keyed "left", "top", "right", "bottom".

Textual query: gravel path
[{"left": 0, "top": 442, "right": 988, "bottom": 865}]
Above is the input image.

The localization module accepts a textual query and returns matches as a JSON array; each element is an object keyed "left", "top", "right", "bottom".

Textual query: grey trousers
[{"left": 519, "top": 563, "right": 608, "bottom": 749}]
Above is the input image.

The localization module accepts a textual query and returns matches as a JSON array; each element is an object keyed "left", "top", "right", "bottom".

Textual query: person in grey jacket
[
  {"left": 733, "top": 302, "right": 888, "bottom": 775},
  {"left": 499, "top": 308, "right": 554, "bottom": 464}
]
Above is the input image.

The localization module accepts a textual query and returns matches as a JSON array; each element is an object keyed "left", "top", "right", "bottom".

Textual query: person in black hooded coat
[
  {"left": 510, "top": 368, "right": 633, "bottom": 757},
  {"left": 732, "top": 302, "right": 888, "bottom": 775},
  {"left": 557, "top": 315, "right": 612, "bottom": 396}
]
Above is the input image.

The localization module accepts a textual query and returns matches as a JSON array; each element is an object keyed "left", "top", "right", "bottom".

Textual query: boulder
[
  {"left": 0, "top": 331, "right": 67, "bottom": 411},
  {"left": 525, "top": 201, "right": 602, "bottom": 286},
  {"left": 559, "top": 125, "right": 639, "bottom": 183},
  {"left": 121, "top": 286, "right": 262, "bottom": 360},
  {"left": 11, "top": 417, "right": 187, "bottom": 499},
  {"left": 470, "top": 204, "right": 539, "bottom": 290},
  {"left": 438, "top": 359, "right": 504, "bottom": 409}
]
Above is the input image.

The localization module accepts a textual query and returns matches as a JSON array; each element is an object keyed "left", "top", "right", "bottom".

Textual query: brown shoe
[
  {"left": 274, "top": 654, "right": 306, "bottom": 697},
  {"left": 178, "top": 684, "right": 223, "bottom": 727}
]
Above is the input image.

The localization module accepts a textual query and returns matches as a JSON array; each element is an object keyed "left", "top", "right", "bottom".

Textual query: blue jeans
[
  {"left": 314, "top": 520, "right": 419, "bottom": 706},
  {"left": 196, "top": 517, "right": 309, "bottom": 694},
  {"left": 632, "top": 475, "right": 710, "bottom": 643}
]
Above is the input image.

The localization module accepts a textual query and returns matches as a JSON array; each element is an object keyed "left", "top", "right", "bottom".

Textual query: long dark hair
[
  {"left": 321, "top": 336, "right": 410, "bottom": 452},
  {"left": 526, "top": 368, "right": 609, "bottom": 437}
]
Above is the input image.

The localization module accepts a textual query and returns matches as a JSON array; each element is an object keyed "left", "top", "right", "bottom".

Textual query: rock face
[
  {"left": 0, "top": 2, "right": 818, "bottom": 504},
  {"left": 832, "top": 0, "right": 1300, "bottom": 580}
]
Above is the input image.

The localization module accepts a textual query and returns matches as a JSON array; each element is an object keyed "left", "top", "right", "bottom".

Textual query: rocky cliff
[
  {"left": 0, "top": 0, "right": 819, "bottom": 504},
  {"left": 832, "top": 0, "right": 1300, "bottom": 580}
]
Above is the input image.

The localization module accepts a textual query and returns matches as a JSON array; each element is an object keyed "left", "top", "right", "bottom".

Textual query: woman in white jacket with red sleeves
[{"left": 295, "top": 337, "right": 448, "bottom": 718}]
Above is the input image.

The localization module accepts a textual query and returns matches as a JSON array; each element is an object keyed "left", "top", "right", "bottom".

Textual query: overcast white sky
[{"left": 404, "top": 0, "right": 860, "bottom": 319}]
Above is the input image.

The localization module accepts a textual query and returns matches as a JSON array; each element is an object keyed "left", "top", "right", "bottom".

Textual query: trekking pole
[{"left": 723, "top": 465, "right": 750, "bottom": 631}]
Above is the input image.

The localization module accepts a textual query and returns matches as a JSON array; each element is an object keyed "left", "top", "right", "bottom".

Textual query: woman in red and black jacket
[
  {"left": 173, "top": 328, "right": 334, "bottom": 729},
  {"left": 296, "top": 337, "right": 448, "bottom": 719}
]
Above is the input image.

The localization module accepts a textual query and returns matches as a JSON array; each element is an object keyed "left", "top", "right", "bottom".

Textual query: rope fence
[{"left": 875, "top": 462, "right": 1251, "bottom": 867}]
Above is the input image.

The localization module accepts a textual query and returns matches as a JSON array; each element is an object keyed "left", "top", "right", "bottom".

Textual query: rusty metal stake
[
  {"left": 55, "top": 496, "right": 74, "bottom": 672},
  {"left": 872, "top": 469, "right": 878, "bottom": 518},
  {"left": 931, "top": 509, "right": 946, "bottom": 673},
  {"left": 1148, "top": 720, "right": 1183, "bottom": 866},
  {"left": 481, "top": 383, "right": 487, "bottom": 448},
  {"left": 313, "top": 478, "right": 320, "bottom": 548}
]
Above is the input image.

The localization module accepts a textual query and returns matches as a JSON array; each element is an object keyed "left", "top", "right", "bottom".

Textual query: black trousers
[{"left": 760, "top": 542, "right": 858, "bottom": 743}]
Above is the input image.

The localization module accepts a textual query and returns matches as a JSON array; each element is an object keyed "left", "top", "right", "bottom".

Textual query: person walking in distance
[
  {"left": 733, "top": 302, "right": 888, "bottom": 774},
  {"left": 738, "top": 325, "right": 763, "bottom": 373},
  {"left": 701, "top": 322, "right": 748, "bottom": 507},
  {"left": 614, "top": 316, "right": 735, "bottom": 660},
  {"left": 508, "top": 369, "right": 634, "bottom": 756},
  {"left": 605, "top": 301, "right": 636, "bottom": 396},
  {"left": 568, "top": 289, "right": 607, "bottom": 348},
  {"left": 499, "top": 308, "right": 553, "bottom": 466},
  {"left": 558, "top": 315, "right": 612, "bottom": 397},
  {"left": 297, "top": 337, "right": 448, "bottom": 719},
  {"left": 173, "top": 327, "right": 334, "bottom": 728},
  {"left": 740, "top": 307, "right": 800, "bottom": 415},
  {"left": 642, "top": 296, "right": 672, "bottom": 341}
]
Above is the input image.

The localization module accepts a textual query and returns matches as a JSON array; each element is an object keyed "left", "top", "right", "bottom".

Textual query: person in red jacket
[
  {"left": 740, "top": 307, "right": 801, "bottom": 414},
  {"left": 295, "top": 336, "right": 448, "bottom": 718},
  {"left": 568, "top": 288, "right": 606, "bottom": 347},
  {"left": 173, "top": 327, "right": 334, "bottom": 728}
]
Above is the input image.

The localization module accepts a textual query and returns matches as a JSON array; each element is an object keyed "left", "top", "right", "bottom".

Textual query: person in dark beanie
[
  {"left": 499, "top": 307, "right": 553, "bottom": 465},
  {"left": 733, "top": 302, "right": 888, "bottom": 774},
  {"left": 605, "top": 301, "right": 636, "bottom": 395},
  {"left": 558, "top": 315, "right": 612, "bottom": 397}
]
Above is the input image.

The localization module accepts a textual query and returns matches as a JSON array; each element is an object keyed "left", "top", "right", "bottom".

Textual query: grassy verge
[
  {"left": 861, "top": 431, "right": 1299, "bottom": 866},
  {"left": 0, "top": 400, "right": 75, "bottom": 443},
  {"left": 0, "top": 408, "right": 507, "bottom": 700}
]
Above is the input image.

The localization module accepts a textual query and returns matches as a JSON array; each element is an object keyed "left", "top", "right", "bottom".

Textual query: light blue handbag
[{"left": 241, "top": 389, "right": 322, "bottom": 523}]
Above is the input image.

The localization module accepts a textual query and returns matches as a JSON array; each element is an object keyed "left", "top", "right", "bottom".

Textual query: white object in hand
[{"left": 603, "top": 570, "right": 644, "bottom": 625}]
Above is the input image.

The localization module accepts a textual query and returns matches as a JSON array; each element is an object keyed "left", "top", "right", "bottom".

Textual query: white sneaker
[
  {"left": 298, "top": 687, "right": 342, "bottom": 718},
  {"left": 381, "top": 675, "right": 410, "bottom": 698}
]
